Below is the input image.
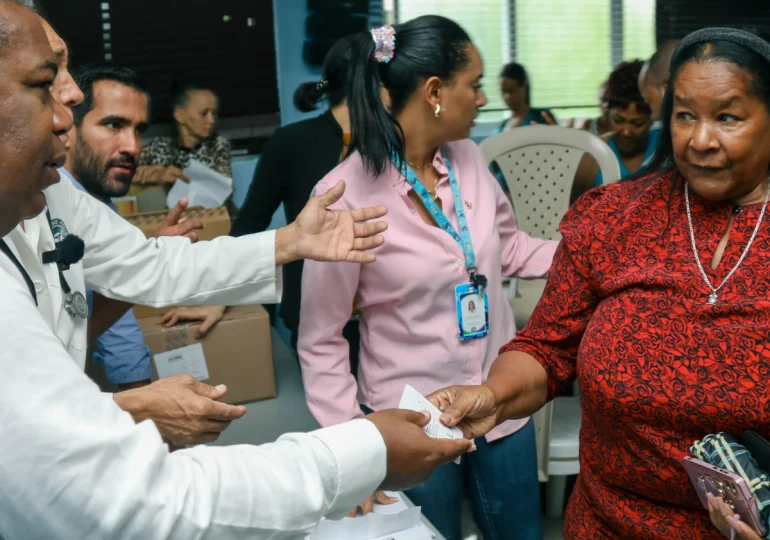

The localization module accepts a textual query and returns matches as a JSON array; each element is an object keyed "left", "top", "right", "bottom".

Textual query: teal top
[
  {"left": 594, "top": 127, "right": 660, "bottom": 187},
  {"left": 494, "top": 108, "right": 556, "bottom": 133}
]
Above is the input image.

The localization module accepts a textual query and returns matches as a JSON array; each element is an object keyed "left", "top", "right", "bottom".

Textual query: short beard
[{"left": 70, "top": 138, "right": 132, "bottom": 200}]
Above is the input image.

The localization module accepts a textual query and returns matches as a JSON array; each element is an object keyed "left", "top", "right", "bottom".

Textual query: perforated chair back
[{"left": 480, "top": 126, "right": 621, "bottom": 241}]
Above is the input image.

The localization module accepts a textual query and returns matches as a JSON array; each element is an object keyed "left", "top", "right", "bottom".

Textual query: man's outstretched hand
[{"left": 275, "top": 180, "right": 388, "bottom": 266}]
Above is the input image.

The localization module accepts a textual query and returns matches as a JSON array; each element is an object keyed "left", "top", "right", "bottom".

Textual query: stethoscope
[{"left": 0, "top": 212, "right": 88, "bottom": 319}]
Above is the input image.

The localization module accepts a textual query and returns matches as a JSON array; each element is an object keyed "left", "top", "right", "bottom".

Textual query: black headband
[{"left": 672, "top": 27, "right": 770, "bottom": 68}]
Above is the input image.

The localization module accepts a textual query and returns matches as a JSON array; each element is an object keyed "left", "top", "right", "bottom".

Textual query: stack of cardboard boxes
[{"left": 124, "top": 206, "right": 275, "bottom": 405}]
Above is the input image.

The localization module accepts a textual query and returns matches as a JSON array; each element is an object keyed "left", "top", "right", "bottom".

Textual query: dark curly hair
[{"left": 602, "top": 59, "right": 651, "bottom": 114}]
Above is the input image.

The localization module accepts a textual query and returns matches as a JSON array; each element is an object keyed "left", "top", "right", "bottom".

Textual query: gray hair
[
  {"left": 673, "top": 27, "right": 770, "bottom": 69},
  {"left": 14, "top": 0, "right": 41, "bottom": 13}
]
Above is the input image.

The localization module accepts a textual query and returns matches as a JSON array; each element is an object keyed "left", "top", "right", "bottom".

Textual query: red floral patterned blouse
[{"left": 503, "top": 170, "right": 770, "bottom": 539}]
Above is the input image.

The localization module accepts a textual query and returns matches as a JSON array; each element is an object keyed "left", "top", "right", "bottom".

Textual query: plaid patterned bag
[{"left": 691, "top": 432, "right": 770, "bottom": 538}]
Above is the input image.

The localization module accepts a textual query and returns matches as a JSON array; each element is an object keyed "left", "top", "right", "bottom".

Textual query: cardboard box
[
  {"left": 137, "top": 304, "right": 275, "bottom": 405},
  {"left": 125, "top": 206, "right": 231, "bottom": 242},
  {"left": 112, "top": 196, "right": 138, "bottom": 216},
  {"left": 127, "top": 206, "right": 231, "bottom": 320}
]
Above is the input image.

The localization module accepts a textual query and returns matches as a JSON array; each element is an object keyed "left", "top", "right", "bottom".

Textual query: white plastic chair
[
  {"left": 480, "top": 126, "right": 620, "bottom": 329},
  {"left": 480, "top": 127, "right": 618, "bottom": 518},
  {"left": 533, "top": 397, "right": 582, "bottom": 517}
]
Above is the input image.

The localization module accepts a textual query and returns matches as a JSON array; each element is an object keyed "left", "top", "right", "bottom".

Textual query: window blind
[
  {"left": 624, "top": 0, "right": 656, "bottom": 61},
  {"left": 390, "top": 0, "right": 655, "bottom": 122},
  {"left": 394, "top": 0, "right": 511, "bottom": 122},
  {"left": 516, "top": 0, "right": 611, "bottom": 116},
  {"left": 41, "top": 0, "right": 279, "bottom": 123}
]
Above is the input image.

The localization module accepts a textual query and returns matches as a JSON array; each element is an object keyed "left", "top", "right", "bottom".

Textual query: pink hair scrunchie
[{"left": 371, "top": 24, "right": 396, "bottom": 63}]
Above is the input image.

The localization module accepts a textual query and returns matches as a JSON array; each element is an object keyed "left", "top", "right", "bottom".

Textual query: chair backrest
[{"left": 480, "top": 126, "right": 621, "bottom": 241}]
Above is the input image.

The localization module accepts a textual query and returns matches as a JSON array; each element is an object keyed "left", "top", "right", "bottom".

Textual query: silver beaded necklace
[{"left": 684, "top": 180, "right": 770, "bottom": 305}]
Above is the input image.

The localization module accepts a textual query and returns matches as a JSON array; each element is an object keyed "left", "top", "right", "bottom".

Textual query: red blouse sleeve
[{"left": 500, "top": 186, "right": 615, "bottom": 400}]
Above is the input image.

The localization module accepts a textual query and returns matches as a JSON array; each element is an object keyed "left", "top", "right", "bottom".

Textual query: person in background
[
  {"left": 490, "top": 62, "right": 557, "bottom": 193},
  {"left": 497, "top": 62, "right": 556, "bottom": 130},
  {"left": 585, "top": 81, "right": 612, "bottom": 137},
  {"left": 300, "top": 17, "right": 557, "bottom": 540},
  {"left": 595, "top": 60, "right": 657, "bottom": 186},
  {"left": 134, "top": 76, "right": 231, "bottom": 195},
  {"left": 639, "top": 40, "right": 680, "bottom": 128},
  {"left": 65, "top": 65, "right": 156, "bottom": 390},
  {"left": 572, "top": 60, "right": 658, "bottom": 199},
  {"left": 428, "top": 26, "right": 770, "bottom": 539},
  {"left": 162, "top": 36, "right": 363, "bottom": 357}
]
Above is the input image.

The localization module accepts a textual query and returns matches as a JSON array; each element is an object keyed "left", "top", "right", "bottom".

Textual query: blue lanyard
[{"left": 398, "top": 150, "right": 478, "bottom": 277}]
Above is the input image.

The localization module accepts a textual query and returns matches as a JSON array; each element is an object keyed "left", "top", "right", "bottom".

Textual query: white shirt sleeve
[
  {"left": 51, "top": 176, "right": 283, "bottom": 306},
  {"left": 0, "top": 269, "right": 386, "bottom": 540}
]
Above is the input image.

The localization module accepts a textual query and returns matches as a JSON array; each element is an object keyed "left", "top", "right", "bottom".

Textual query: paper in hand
[
  {"left": 166, "top": 159, "right": 233, "bottom": 209},
  {"left": 398, "top": 384, "right": 464, "bottom": 464}
]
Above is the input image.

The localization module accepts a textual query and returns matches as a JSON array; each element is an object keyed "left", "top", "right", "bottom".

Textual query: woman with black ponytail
[{"left": 299, "top": 15, "right": 556, "bottom": 540}]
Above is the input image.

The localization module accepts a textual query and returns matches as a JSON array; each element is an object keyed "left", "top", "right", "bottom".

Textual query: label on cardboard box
[{"left": 154, "top": 343, "right": 210, "bottom": 381}]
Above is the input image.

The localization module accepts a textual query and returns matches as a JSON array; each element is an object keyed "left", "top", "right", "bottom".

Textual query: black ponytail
[
  {"left": 347, "top": 33, "right": 401, "bottom": 177},
  {"left": 294, "top": 34, "right": 356, "bottom": 113},
  {"left": 293, "top": 80, "right": 329, "bottom": 112},
  {"left": 347, "top": 15, "right": 473, "bottom": 177}
]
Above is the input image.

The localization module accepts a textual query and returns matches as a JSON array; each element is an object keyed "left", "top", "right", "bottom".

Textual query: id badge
[{"left": 455, "top": 283, "right": 489, "bottom": 341}]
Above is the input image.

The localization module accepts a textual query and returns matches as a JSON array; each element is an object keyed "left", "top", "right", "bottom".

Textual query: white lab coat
[
  {"left": 1, "top": 172, "right": 282, "bottom": 369},
  {"left": 0, "top": 176, "right": 387, "bottom": 538}
]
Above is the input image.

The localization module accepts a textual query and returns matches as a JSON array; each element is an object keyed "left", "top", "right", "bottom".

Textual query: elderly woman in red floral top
[{"left": 429, "top": 27, "right": 770, "bottom": 540}]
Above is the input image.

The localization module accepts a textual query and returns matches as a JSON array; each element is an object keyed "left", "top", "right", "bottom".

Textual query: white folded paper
[
  {"left": 309, "top": 493, "right": 433, "bottom": 540},
  {"left": 166, "top": 158, "right": 233, "bottom": 209},
  {"left": 398, "top": 385, "right": 465, "bottom": 464}
]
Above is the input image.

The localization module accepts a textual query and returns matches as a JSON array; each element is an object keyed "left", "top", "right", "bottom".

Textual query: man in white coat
[
  {"left": 18, "top": 4, "right": 247, "bottom": 446},
  {"left": 0, "top": 2, "right": 473, "bottom": 539}
]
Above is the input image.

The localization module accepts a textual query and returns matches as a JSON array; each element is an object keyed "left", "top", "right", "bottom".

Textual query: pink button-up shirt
[{"left": 298, "top": 139, "right": 558, "bottom": 442}]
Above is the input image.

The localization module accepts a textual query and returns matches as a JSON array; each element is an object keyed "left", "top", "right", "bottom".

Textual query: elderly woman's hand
[
  {"left": 427, "top": 385, "right": 501, "bottom": 439},
  {"left": 708, "top": 493, "right": 763, "bottom": 540}
]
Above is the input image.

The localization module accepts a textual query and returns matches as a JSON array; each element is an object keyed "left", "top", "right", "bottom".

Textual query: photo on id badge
[{"left": 455, "top": 283, "right": 489, "bottom": 340}]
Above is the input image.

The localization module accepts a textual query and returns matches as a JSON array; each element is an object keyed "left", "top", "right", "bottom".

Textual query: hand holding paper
[
  {"left": 426, "top": 384, "right": 501, "bottom": 440},
  {"left": 363, "top": 409, "right": 471, "bottom": 492},
  {"left": 399, "top": 385, "right": 466, "bottom": 464},
  {"left": 166, "top": 159, "right": 233, "bottom": 209}
]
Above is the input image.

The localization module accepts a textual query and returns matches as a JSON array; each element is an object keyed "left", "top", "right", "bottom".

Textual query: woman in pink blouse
[{"left": 298, "top": 16, "right": 557, "bottom": 540}]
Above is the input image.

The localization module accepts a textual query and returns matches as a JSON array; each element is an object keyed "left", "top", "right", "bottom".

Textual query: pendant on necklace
[{"left": 707, "top": 293, "right": 718, "bottom": 305}]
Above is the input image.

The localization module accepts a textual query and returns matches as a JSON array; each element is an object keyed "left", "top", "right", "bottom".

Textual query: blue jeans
[{"left": 405, "top": 419, "right": 542, "bottom": 540}]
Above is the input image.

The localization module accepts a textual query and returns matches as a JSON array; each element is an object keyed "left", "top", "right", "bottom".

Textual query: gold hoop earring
[{"left": 434, "top": 103, "right": 441, "bottom": 117}]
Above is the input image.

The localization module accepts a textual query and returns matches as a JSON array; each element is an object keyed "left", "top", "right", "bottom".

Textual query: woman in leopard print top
[{"left": 135, "top": 78, "right": 232, "bottom": 191}]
